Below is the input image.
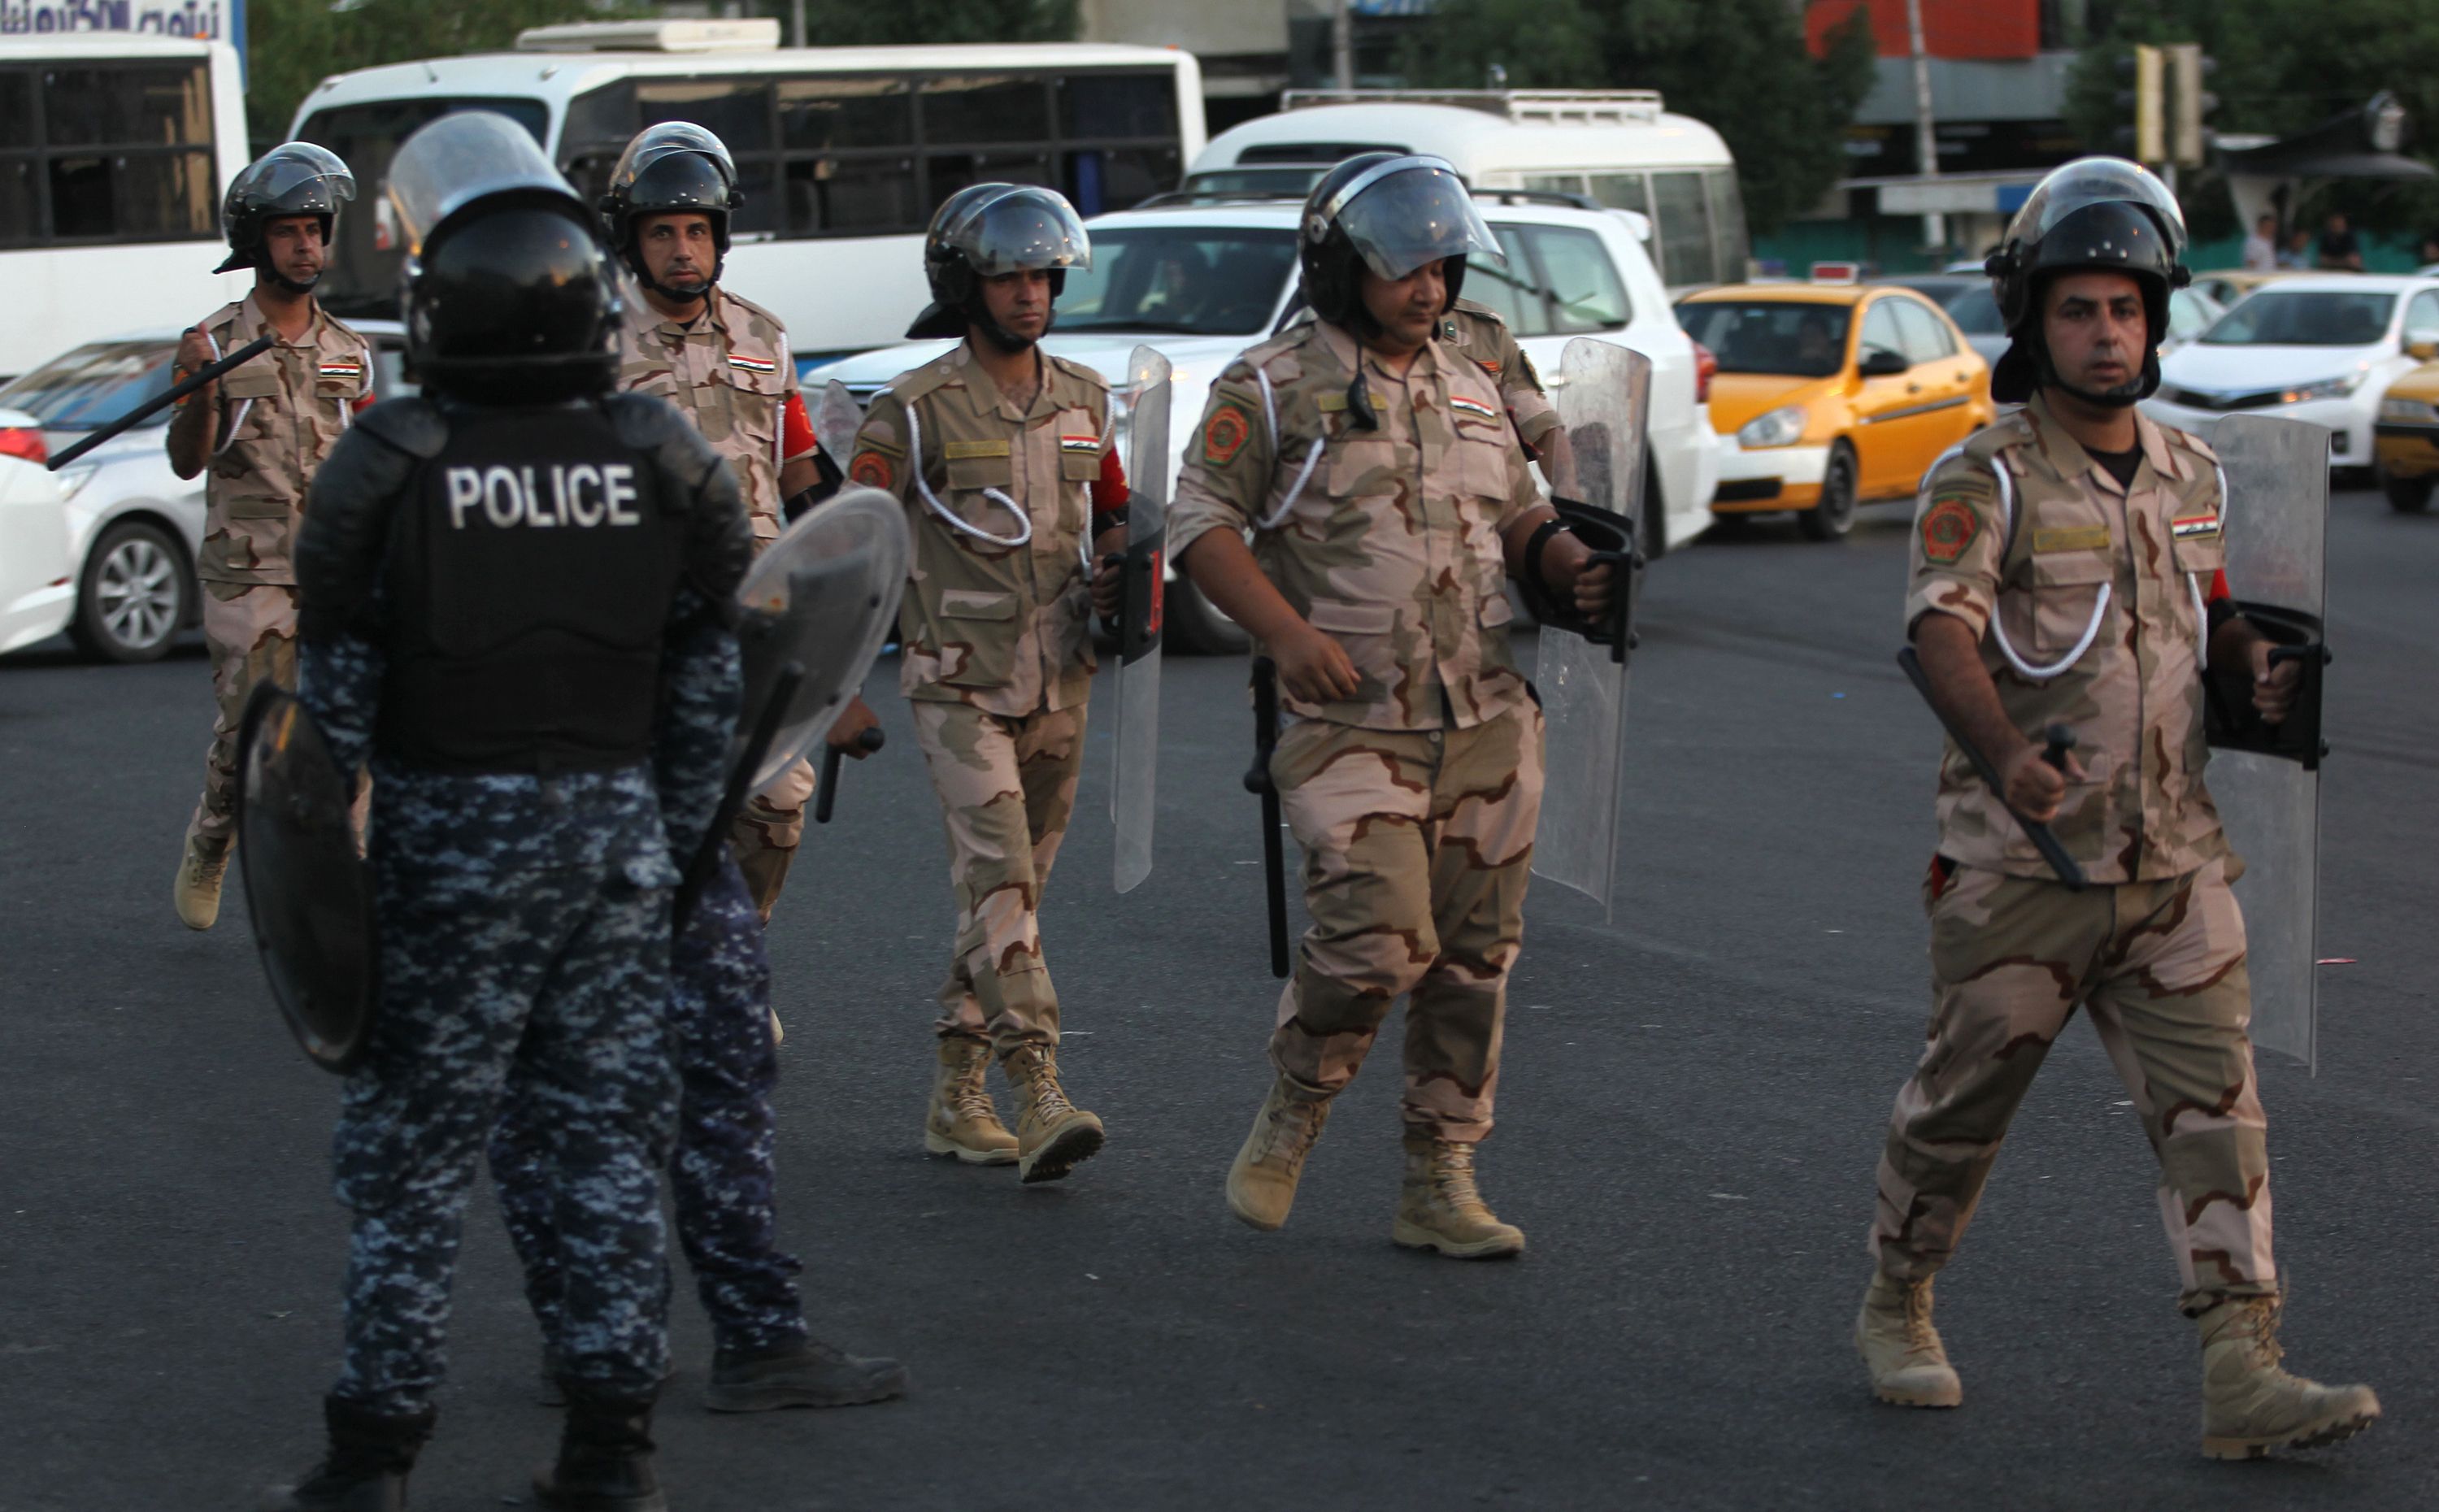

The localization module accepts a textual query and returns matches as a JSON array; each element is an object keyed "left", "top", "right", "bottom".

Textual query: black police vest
[{"left": 376, "top": 404, "right": 686, "bottom": 772}]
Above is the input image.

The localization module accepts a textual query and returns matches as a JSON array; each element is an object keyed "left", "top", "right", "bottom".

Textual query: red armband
[
  {"left": 780, "top": 391, "right": 818, "bottom": 462},
  {"left": 2206, "top": 568, "right": 2230, "bottom": 603},
  {"left": 352, "top": 389, "right": 378, "bottom": 415},
  {"left": 1092, "top": 445, "right": 1130, "bottom": 515}
]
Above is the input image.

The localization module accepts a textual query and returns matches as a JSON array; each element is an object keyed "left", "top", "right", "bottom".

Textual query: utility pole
[
  {"left": 1905, "top": 0, "right": 1946, "bottom": 255},
  {"left": 1333, "top": 0, "right": 1354, "bottom": 91},
  {"left": 790, "top": 0, "right": 806, "bottom": 47}
]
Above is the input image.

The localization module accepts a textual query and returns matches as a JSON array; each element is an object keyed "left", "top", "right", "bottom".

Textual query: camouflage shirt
[
  {"left": 1906, "top": 390, "right": 2230, "bottom": 884},
  {"left": 190, "top": 294, "right": 372, "bottom": 586},
  {"left": 847, "top": 341, "right": 1111, "bottom": 717},
  {"left": 1172, "top": 318, "right": 1542, "bottom": 732},
  {"left": 1441, "top": 298, "right": 1557, "bottom": 450},
  {"left": 618, "top": 285, "right": 799, "bottom": 548}
]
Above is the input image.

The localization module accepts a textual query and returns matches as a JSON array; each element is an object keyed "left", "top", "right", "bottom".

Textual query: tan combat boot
[
  {"left": 2195, "top": 1295, "right": 2380, "bottom": 1459},
  {"left": 1855, "top": 1273, "right": 1963, "bottom": 1408},
  {"left": 1393, "top": 1132, "right": 1524, "bottom": 1258},
  {"left": 173, "top": 833, "right": 228, "bottom": 931},
  {"left": 923, "top": 1036, "right": 1017, "bottom": 1166},
  {"left": 1000, "top": 1043, "right": 1104, "bottom": 1184},
  {"left": 1225, "top": 1075, "right": 1333, "bottom": 1232}
]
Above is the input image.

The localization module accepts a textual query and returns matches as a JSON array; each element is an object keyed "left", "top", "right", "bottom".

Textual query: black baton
[
  {"left": 1245, "top": 656, "right": 1289, "bottom": 978},
  {"left": 49, "top": 334, "right": 276, "bottom": 471},
  {"left": 814, "top": 724, "right": 886, "bottom": 824},
  {"left": 676, "top": 663, "right": 805, "bottom": 927},
  {"left": 1896, "top": 647, "right": 2086, "bottom": 892}
]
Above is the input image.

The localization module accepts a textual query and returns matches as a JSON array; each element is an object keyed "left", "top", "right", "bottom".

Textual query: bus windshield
[
  {"left": 1056, "top": 228, "right": 1298, "bottom": 336},
  {"left": 298, "top": 98, "right": 553, "bottom": 318}
]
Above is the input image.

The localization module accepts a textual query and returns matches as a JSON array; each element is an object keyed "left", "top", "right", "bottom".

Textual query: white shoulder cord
[
  {"left": 903, "top": 402, "right": 1033, "bottom": 549},
  {"left": 1253, "top": 367, "right": 1325, "bottom": 531},
  {"left": 2189, "top": 462, "right": 2232, "bottom": 671},
  {"left": 1980, "top": 454, "right": 2115, "bottom": 682},
  {"left": 204, "top": 329, "right": 254, "bottom": 457}
]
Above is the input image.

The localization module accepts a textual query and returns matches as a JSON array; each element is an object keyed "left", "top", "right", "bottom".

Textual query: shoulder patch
[
  {"left": 1202, "top": 399, "right": 1254, "bottom": 467},
  {"left": 849, "top": 450, "right": 895, "bottom": 490},
  {"left": 1919, "top": 493, "right": 1981, "bottom": 565}
]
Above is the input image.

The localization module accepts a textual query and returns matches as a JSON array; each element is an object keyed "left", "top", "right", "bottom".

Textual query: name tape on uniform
[
  {"left": 445, "top": 464, "right": 643, "bottom": 531},
  {"left": 2032, "top": 525, "right": 2112, "bottom": 553},
  {"left": 943, "top": 439, "right": 1011, "bottom": 460}
]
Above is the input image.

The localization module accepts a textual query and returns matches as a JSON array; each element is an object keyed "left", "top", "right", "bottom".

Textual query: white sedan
[
  {"left": 2146, "top": 274, "right": 2439, "bottom": 470},
  {"left": 0, "top": 407, "right": 74, "bottom": 656}
]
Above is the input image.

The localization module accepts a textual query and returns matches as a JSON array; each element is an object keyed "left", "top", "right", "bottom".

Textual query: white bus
[
  {"left": 1189, "top": 90, "right": 1747, "bottom": 292},
  {"left": 290, "top": 20, "right": 1207, "bottom": 362},
  {"left": 0, "top": 36, "right": 246, "bottom": 380}
]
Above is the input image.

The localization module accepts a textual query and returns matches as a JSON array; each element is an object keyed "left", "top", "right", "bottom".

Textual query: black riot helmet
[
  {"left": 1297, "top": 153, "right": 1498, "bottom": 331},
  {"left": 598, "top": 123, "right": 743, "bottom": 300},
  {"left": 1985, "top": 156, "right": 2191, "bottom": 406},
  {"left": 215, "top": 142, "right": 354, "bottom": 285},
  {"left": 906, "top": 184, "right": 1092, "bottom": 344},
  {"left": 389, "top": 113, "right": 622, "bottom": 405}
]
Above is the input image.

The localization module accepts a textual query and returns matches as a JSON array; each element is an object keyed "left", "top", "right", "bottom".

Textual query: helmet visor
[
  {"left": 240, "top": 141, "right": 356, "bottom": 209},
  {"left": 387, "top": 111, "right": 583, "bottom": 256},
  {"left": 1324, "top": 157, "right": 1499, "bottom": 282},
  {"left": 941, "top": 186, "right": 1092, "bottom": 276},
  {"left": 2010, "top": 156, "right": 2187, "bottom": 259},
  {"left": 609, "top": 122, "right": 738, "bottom": 203}
]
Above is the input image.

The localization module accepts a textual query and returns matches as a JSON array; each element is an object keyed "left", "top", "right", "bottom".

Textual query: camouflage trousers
[
  {"left": 1268, "top": 703, "right": 1545, "bottom": 1142},
  {"left": 1871, "top": 856, "right": 2277, "bottom": 1314},
  {"left": 910, "top": 699, "right": 1087, "bottom": 1055},
  {"left": 332, "top": 861, "right": 678, "bottom": 1417},
  {"left": 731, "top": 756, "right": 816, "bottom": 921},
  {"left": 185, "top": 580, "right": 298, "bottom": 849},
  {"left": 492, "top": 854, "right": 807, "bottom": 1359}
]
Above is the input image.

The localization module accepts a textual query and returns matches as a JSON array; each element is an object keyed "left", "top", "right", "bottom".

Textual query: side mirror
[
  {"left": 2406, "top": 327, "right": 2439, "bottom": 361},
  {"left": 1859, "top": 347, "right": 1911, "bottom": 378}
]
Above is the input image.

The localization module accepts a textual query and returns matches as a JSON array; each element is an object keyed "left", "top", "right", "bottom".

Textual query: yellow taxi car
[
  {"left": 2372, "top": 352, "right": 2439, "bottom": 513},
  {"left": 1676, "top": 275, "right": 1994, "bottom": 539}
]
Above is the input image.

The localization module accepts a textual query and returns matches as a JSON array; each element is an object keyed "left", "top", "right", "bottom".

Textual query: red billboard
[{"left": 1805, "top": 0, "right": 2039, "bottom": 61}]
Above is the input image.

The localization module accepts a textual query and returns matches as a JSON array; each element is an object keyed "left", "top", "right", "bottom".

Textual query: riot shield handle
[
  {"left": 49, "top": 334, "right": 276, "bottom": 471},
  {"left": 2040, "top": 724, "right": 2076, "bottom": 771},
  {"left": 1897, "top": 647, "right": 2087, "bottom": 892},
  {"left": 1246, "top": 656, "right": 1290, "bottom": 979},
  {"left": 814, "top": 724, "right": 886, "bottom": 824},
  {"left": 678, "top": 663, "right": 805, "bottom": 926}
]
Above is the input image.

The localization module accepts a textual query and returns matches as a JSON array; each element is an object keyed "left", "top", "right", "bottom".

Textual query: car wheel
[
  {"left": 2382, "top": 471, "right": 2433, "bottom": 513},
  {"left": 71, "top": 519, "right": 189, "bottom": 663},
  {"left": 1798, "top": 441, "right": 1859, "bottom": 541},
  {"left": 1163, "top": 572, "right": 1250, "bottom": 654}
]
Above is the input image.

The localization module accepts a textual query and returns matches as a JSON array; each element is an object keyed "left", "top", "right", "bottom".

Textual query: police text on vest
[{"left": 445, "top": 464, "right": 642, "bottom": 530}]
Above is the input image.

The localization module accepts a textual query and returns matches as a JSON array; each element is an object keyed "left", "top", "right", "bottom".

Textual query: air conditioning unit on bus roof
[
  {"left": 1280, "top": 89, "right": 1666, "bottom": 125},
  {"left": 515, "top": 19, "right": 781, "bottom": 54}
]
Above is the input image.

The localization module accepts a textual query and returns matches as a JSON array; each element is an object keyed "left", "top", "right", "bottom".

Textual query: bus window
[
  {"left": 923, "top": 76, "right": 1053, "bottom": 145},
  {"left": 1523, "top": 172, "right": 1585, "bottom": 198},
  {"left": 1650, "top": 170, "right": 1715, "bottom": 286},
  {"left": 0, "top": 161, "right": 33, "bottom": 250},
  {"left": 1060, "top": 74, "right": 1174, "bottom": 139},
  {"left": 779, "top": 77, "right": 911, "bottom": 151},
  {"left": 0, "top": 60, "right": 215, "bottom": 245},
  {"left": 1526, "top": 224, "right": 1631, "bottom": 332},
  {"left": 1705, "top": 166, "right": 1749, "bottom": 281},
  {"left": 1063, "top": 146, "right": 1179, "bottom": 216},
  {"left": 1588, "top": 172, "right": 1650, "bottom": 221},
  {"left": 639, "top": 80, "right": 773, "bottom": 153},
  {"left": 785, "top": 153, "right": 920, "bottom": 233}
]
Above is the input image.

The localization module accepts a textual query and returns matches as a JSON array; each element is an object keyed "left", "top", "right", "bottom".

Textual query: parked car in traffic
[
  {"left": 0, "top": 319, "right": 411, "bottom": 663},
  {"left": 2372, "top": 358, "right": 2439, "bottom": 512},
  {"left": 0, "top": 406, "right": 75, "bottom": 656},
  {"left": 1675, "top": 279, "right": 1993, "bottom": 540},
  {"left": 1879, "top": 274, "right": 2008, "bottom": 367},
  {"left": 809, "top": 191, "right": 1719, "bottom": 650},
  {"left": 2189, "top": 267, "right": 2304, "bottom": 310},
  {"left": 2146, "top": 275, "right": 2439, "bottom": 474}
]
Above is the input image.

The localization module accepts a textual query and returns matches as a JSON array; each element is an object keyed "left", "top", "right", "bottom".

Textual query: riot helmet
[
  {"left": 1297, "top": 153, "right": 1498, "bottom": 330},
  {"left": 598, "top": 123, "right": 743, "bottom": 301},
  {"left": 906, "top": 185, "right": 1091, "bottom": 345},
  {"left": 1985, "top": 156, "right": 2190, "bottom": 405},
  {"left": 216, "top": 142, "right": 354, "bottom": 286},
  {"left": 388, "top": 113, "right": 621, "bottom": 405}
]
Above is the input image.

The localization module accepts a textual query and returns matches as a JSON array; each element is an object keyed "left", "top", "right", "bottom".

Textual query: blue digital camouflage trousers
[
  {"left": 491, "top": 851, "right": 807, "bottom": 1359},
  {"left": 332, "top": 849, "right": 680, "bottom": 1418}
]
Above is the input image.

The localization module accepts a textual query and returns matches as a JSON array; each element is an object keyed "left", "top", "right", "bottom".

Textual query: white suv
[{"left": 806, "top": 192, "right": 1717, "bottom": 652}]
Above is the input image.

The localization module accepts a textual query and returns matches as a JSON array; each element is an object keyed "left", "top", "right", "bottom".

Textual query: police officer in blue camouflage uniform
[{"left": 263, "top": 114, "right": 750, "bottom": 1512}]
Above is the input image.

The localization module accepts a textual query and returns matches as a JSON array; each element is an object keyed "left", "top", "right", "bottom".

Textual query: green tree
[{"left": 1401, "top": 0, "right": 1879, "bottom": 235}]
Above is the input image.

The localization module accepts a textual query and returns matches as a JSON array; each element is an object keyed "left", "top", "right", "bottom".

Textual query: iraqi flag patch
[
  {"left": 2172, "top": 513, "right": 2220, "bottom": 540},
  {"left": 1059, "top": 433, "right": 1100, "bottom": 454},
  {"left": 727, "top": 353, "right": 780, "bottom": 376},
  {"left": 1449, "top": 394, "right": 1500, "bottom": 424},
  {"left": 317, "top": 359, "right": 362, "bottom": 380}
]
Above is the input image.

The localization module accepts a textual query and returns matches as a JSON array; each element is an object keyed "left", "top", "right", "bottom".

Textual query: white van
[{"left": 1188, "top": 90, "right": 1746, "bottom": 291}]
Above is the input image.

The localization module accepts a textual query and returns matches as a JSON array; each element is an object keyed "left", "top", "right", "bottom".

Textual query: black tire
[
  {"left": 71, "top": 518, "right": 189, "bottom": 663},
  {"left": 1163, "top": 571, "right": 1250, "bottom": 654},
  {"left": 2383, "top": 471, "right": 2433, "bottom": 514},
  {"left": 1798, "top": 441, "right": 1859, "bottom": 541}
]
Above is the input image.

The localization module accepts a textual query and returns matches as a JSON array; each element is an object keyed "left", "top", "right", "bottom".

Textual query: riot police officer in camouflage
[{"left": 261, "top": 113, "right": 751, "bottom": 1511}]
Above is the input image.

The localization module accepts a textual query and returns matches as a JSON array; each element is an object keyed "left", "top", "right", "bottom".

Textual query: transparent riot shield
[
  {"left": 733, "top": 486, "right": 911, "bottom": 789},
  {"left": 1530, "top": 337, "right": 1652, "bottom": 919},
  {"left": 235, "top": 683, "right": 377, "bottom": 1074},
  {"left": 2206, "top": 414, "right": 2331, "bottom": 1070},
  {"left": 1111, "top": 344, "right": 1170, "bottom": 893},
  {"left": 814, "top": 378, "right": 863, "bottom": 475}
]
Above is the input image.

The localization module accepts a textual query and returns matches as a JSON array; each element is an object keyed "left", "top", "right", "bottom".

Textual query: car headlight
[
  {"left": 2380, "top": 396, "right": 2439, "bottom": 423},
  {"left": 54, "top": 463, "right": 98, "bottom": 499},
  {"left": 2279, "top": 370, "right": 2366, "bottom": 404},
  {"left": 1736, "top": 404, "right": 1808, "bottom": 450}
]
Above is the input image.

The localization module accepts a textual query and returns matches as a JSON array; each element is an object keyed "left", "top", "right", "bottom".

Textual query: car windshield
[
  {"left": 2202, "top": 290, "right": 2397, "bottom": 347},
  {"left": 1676, "top": 300, "right": 1851, "bottom": 377},
  {"left": 0, "top": 340, "right": 176, "bottom": 431},
  {"left": 1054, "top": 226, "right": 1299, "bottom": 336}
]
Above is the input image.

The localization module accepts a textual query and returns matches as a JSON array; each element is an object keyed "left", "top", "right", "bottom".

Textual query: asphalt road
[{"left": 2, "top": 488, "right": 2434, "bottom": 1512}]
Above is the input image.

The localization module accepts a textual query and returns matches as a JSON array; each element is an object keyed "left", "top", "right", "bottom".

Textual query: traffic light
[
  {"left": 2167, "top": 42, "right": 2216, "bottom": 167},
  {"left": 2114, "top": 42, "right": 2214, "bottom": 167},
  {"left": 2115, "top": 44, "right": 2165, "bottom": 164}
]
